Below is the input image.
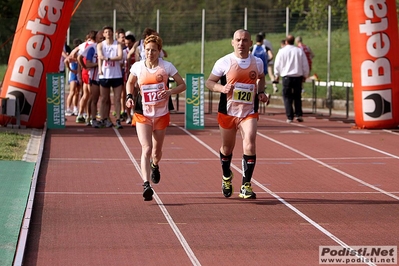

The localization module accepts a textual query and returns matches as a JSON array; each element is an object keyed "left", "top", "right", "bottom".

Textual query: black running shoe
[
  {"left": 239, "top": 182, "right": 256, "bottom": 199},
  {"left": 143, "top": 182, "right": 154, "bottom": 201},
  {"left": 151, "top": 162, "right": 161, "bottom": 184},
  {"left": 222, "top": 171, "right": 234, "bottom": 198}
]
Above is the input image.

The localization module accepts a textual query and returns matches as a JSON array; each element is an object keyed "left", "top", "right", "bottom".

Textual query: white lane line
[
  {"left": 174, "top": 124, "right": 378, "bottom": 265},
  {"left": 37, "top": 191, "right": 399, "bottom": 195},
  {"left": 257, "top": 131, "right": 399, "bottom": 201},
  {"left": 266, "top": 118, "right": 399, "bottom": 160},
  {"left": 113, "top": 128, "right": 201, "bottom": 266},
  {"left": 46, "top": 156, "right": 393, "bottom": 161},
  {"left": 47, "top": 158, "right": 134, "bottom": 161},
  {"left": 383, "top": 129, "right": 399, "bottom": 136},
  {"left": 280, "top": 130, "right": 306, "bottom": 134}
]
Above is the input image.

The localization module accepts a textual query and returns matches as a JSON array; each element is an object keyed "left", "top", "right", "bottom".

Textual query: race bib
[
  {"left": 232, "top": 82, "right": 255, "bottom": 104},
  {"left": 104, "top": 60, "right": 116, "bottom": 68},
  {"left": 142, "top": 83, "right": 165, "bottom": 104}
]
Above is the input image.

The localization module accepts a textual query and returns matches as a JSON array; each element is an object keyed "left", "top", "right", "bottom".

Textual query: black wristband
[{"left": 126, "top": 93, "right": 133, "bottom": 101}]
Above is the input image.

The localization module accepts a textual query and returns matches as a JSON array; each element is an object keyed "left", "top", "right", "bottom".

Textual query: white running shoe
[{"left": 273, "top": 84, "right": 278, "bottom": 93}]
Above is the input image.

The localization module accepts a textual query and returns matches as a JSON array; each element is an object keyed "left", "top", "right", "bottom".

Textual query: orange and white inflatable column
[
  {"left": 348, "top": 0, "right": 399, "bottom": 129},
  {"left": 0, "top": 0, "right": 76, "bottom": 128}
]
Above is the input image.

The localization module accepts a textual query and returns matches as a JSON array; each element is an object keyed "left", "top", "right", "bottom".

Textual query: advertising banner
[
  {"left": 46, "top": 73, "right": 65, "bottom": 129},
  {"left": 348, "top": 0, "right": 399, "bottom": 129},
  {"left": 0, "top": 0, "right": 76, "bottom": 128},
  {"left": 185, "top": 74, "right": 205, "bottom": 130}
]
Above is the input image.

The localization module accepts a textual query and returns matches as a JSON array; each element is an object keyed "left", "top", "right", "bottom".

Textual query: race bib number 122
[{"left": 142, "top": 83, "right": 165, "bottom": 104}]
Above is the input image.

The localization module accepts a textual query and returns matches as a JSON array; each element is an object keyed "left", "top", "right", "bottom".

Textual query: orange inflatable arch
[
  {"left": 348, "top": 0, "right": 399, "bottom": 129},
  {"left": 0, "top": 0, "right": 76, "bottom": 128}
]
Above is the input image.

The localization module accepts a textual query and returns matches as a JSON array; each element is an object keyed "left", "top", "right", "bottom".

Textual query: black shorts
[
  {"left": 99, "top": 78, "right": 123, "bottom": 88},
  {"left": 90, "top": 79, "right": 100, "bottom": 86}
]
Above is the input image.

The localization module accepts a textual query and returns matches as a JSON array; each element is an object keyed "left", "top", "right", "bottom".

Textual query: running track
[{"left": 22, "top": 107, "right": 399, "bottom": 265}]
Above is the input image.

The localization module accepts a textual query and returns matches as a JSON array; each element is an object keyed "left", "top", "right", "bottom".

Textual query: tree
[
  {"left": 0, "top": 0, "right": 23, "bottom": 64},
  {"left": 278, "top": 0, "right": 347, "bottom": 31}
]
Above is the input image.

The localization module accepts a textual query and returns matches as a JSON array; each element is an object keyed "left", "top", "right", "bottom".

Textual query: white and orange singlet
[
  {"left": 213, "top": 53, "right": 262, "bottom": 118},
  {"left": 135, "top": 59, "right": 176, "bottom": 117}
]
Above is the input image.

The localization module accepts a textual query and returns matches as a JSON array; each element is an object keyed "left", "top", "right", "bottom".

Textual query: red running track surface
[{"left": 23, "top": 107, "right": 399, "bottom": 266}]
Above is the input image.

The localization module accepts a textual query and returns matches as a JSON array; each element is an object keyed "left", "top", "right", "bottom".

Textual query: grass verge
[{"left": 0, "top": 131, "right": 30, "bottom": 161}]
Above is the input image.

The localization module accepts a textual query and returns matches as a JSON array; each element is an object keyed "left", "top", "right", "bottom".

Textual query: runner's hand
[
  {"left": 258, "top": 92, "right": 269, "bottom": 105},
  {"left": 126, "top": 93, "right": 134, "bottom": 108},
  {"left": 126, "top": 98, "right": 134, "bottom": 108},
  {"left": 221, "top": 84, "right": 234, "bottom": 94}
]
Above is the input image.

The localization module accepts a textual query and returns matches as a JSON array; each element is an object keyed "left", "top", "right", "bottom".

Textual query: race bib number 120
[{"left": 232, "top": 82, "right": 255, "bottom": 104}]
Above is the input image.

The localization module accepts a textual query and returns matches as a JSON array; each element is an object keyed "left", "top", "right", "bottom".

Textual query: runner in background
[
  {"left": 78, "top": 30, "right": 104, "bottom": 128},
  {"left": 74, "top": 31, "right": 97, "bottom": 124},
  {"left": 123, "top": 32, "right": 137, "bottom": 125},
  {"left": 128, "top": 27, "right": 167, "bottom": 61},
  {"left": 59, "top": 37, "right": 71, "bottom": 74},
  {"left": 116, "top": 28, "right": 128, "bottom": 122},
  {"left": 97, "top": 26, "right": 124, "bottom": 129},
  {"left": 251, "top": 33, "right": 270, "bottom": 106},
  {"left": 295, "top": 36, "right": 314, "bottom": 74},
  {"left": 259, "top": 31, "right": 277, "bottom": 93},
  {"left": 251, "top": 33, "right": 268, "bottom": 77},
  {"left": 65, "top": 38, "right": 83, "bottom": 117}
]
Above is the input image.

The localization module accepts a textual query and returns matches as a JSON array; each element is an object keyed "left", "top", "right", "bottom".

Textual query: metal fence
[{"left": 69, "top": 7, "right": 347, "bottom": 46}]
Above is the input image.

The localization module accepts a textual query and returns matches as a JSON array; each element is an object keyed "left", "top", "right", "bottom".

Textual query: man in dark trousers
[{"left": 274, "top": 35, "right": 309, "bottom": 123}]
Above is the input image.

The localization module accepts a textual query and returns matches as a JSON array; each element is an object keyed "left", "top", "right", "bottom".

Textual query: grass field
[
  {"left": 166, "top": 30, "right": 352, "bottom": 99},
  {"left": 0, "top": 131, "right": 30, "bottom": 161},
  {"left": 0, "top": 65, "right": 6, "bottom": 80},
  {"left": 164, "top": 30, "right": 352, "bottom": 83}
]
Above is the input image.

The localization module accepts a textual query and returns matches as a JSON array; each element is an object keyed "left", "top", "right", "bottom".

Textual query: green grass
[
  {"left": 164, "top": 30, "right": 352, "bottom": 100},
  {"left": 0, "top": 131, "right": 30, "bottom": 161},
  {"left": 0, "top": 64, "right": 7, "bottom": 80},
  {"left": 164, "top": 30, "right": 351, "bottom": 81}
]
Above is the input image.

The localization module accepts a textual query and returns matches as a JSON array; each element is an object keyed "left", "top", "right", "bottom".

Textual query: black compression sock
[
  {"left": 242, "top": 154, "right": 256, "bottom": 184},
  {"left": 220, "top": 152, "right": 232, "bottom": 177}
]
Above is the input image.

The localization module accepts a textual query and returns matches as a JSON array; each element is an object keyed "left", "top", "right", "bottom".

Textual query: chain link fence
[{"left": 69, "top": 8, "right": 346, "bottom": 46}]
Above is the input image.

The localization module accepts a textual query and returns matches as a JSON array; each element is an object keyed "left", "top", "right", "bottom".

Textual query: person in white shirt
[
  {"left": 97, "top": 26, "right": 124, "bottom": 128},
  {"left": 274, "top": 35, "right": 309, "bottom": 123}
]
